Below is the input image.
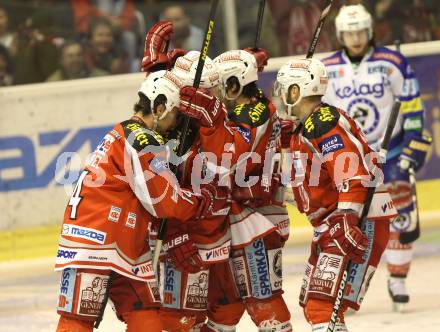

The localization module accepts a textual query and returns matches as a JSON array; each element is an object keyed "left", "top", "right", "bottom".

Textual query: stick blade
[{"left": 399, "top": 227, "right": 420, "bottom": 244}]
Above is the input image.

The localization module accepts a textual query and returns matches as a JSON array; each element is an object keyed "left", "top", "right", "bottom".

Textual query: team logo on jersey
[
  {"left": 347, "top": 98, "right": 380, "bottom": 134},
  {"left": 108, "top": 206, "right": 121, "bottom": 223},
  {"left": 125, "top": 212, "right": 137, "bottom": 228},
  {"left": 318, "top": 134, "right": 345, "bottom": 155},
  {"left": 391, "top": 213, "right": 411, "bottom": 232}
]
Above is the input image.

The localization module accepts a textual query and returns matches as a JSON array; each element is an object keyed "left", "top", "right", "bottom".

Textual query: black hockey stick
[
  {"left": 395, "top": 38, "right": 421, "bottom": 245},
  {"left": 253, "top": 0, "right": 266, "bottom": 50},
  {"left": 326, "top": 100, "right": 401, "bottom": 332},
  {"left": 399, "top": 166, "right": 420, "bottom": 244},
  {"left": 153, "top": 0, "right": 220, "bottom": 268},
  {"left": 94, "top": 271, "right": 115, "bottom": 328},
  {"left": 394, "top": 39, "right": 401, "bottom": 53},
  {"left": 306, "top": 0, "right": 333, "bottom": 59}
]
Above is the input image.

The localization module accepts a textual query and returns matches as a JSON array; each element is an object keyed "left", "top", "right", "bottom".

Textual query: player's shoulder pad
[
  {"left": 369, "top": 46, "right": 407, "bottom": 72},
  {"left": 121, "top": 119, "right": 164, "bottom": 151},
  {"left": 302, "top": 104, "right": 340, "bottom": 140},
  {"left": 229, "top": 99, "right": 270, "bottom": 128},
  {"left": 321, "top": 51, "right": 345, "bottom": 66}
]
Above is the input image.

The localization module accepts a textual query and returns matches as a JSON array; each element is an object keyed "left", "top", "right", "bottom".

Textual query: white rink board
[{"left": 0, "top": 74, "right": 145, "bottom": 230}]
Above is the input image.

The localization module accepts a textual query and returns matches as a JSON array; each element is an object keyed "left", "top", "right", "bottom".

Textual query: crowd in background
[{"left": 0, "top": 0, "right": 439, "bottom": 87}]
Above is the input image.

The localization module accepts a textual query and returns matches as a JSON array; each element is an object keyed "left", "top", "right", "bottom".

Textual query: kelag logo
[{"left": 0, "top": 125, "right": 112, "bottom": 192}]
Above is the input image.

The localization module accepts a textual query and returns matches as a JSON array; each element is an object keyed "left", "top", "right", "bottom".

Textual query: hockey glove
[
  {"left": 280, "top": 119, "right": 295, "bottom": 149},
  {"left": 244, "top": 47, "right": 270, "bottom": 72},
  {"left": 326, "top": 209, "right": 368, "bottom": 264},
  {"left": 179, "top": 86, "right": 225, "bottom": 127},
  {"left": 141, "top": 21, "right": 173, "bottom": 72},
  {"left": 232, "top": 175, "right": 281, "bottom": 207},
  {"left": 166, "top": 48, "right": 188, "bottom": 66},
  {"left": 196, "top": 183, "right": 231, "bottom": 220},
  {"left": 165, "top": 232, "right": 205, "bottom": 273},
  {"left": 399, "top": 134, "right": 431, "bottom": 172}
]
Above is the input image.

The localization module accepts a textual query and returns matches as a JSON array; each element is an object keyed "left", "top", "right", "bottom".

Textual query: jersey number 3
[{"left": 68, "top": 170, "right": 88, "bottom": 219}]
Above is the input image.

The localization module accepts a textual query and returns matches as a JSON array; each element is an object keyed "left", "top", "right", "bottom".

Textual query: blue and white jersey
[{"left": 322, "top": 47, "right": 424, "bottom": 159}]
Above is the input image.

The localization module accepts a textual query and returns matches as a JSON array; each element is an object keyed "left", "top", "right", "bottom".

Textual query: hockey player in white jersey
[{"left": 322, "top": 4, "right": 431, "bottom": 311}]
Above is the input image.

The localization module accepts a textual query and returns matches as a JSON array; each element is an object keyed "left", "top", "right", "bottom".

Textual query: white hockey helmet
[
  {"left": 213, "top": 50, "right": 258, "bottom": 100},
  {"left": 273, "top": 58, "right": 327, "bottom": 118},
  {"left": 172, "top": 50, "right": 220, "bottom": 89},
  {"left": 335, "top": 4, "right": 373, "bottom": 42},
  {"left": 138, "top": 70, "right": 182, "bottom": 126}
]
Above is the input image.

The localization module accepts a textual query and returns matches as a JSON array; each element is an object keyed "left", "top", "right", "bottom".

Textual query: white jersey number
[{"left": 68, "top": 170, "right": 89, "bottom": 219}]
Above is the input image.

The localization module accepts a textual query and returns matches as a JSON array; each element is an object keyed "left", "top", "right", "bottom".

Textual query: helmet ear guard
[
  {"left": 274, "top": 58, "right": 328, "bottom": 120},
  {"left": 138, "top": 70, "right": 182, "bottom": 129},
  {"left": 335, "top": 4, "right": 373, "bottom": 43},
  {"left": 214, "top": 50, "right": 259, "bottom": 101}
]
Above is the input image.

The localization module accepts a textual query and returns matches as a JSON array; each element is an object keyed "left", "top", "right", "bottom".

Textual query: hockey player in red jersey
[
  {"left": 274, "top": 57, "right": 397, "bottom": 331},
  {"left": 54, "top": 70, "right": 230, "bottom": 332},
  {"left": 156, "top": 51, "right": 235, "bottom": 332},
  {"left": 140, "top": 21, "right": 238, "bottom": 331},
  {"left": 192, "top": 48, "right": 292, "bottom": 332}
]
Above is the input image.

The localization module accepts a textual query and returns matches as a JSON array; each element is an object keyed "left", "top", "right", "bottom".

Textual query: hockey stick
[
  {"left": 253, "top": 0, "right": 266, "bottom": 49},
  {"left": 152, "top": 0, "right": 220, "bottom": 269},
  {"left": 326, "top": 100, "right": 401, "bottom": 332},
  {"left": 394, "top": 39, "right": 401, "bottom": 53},
  {"left": 399, "top": 166, "right": 420, "bottom": 244},
  {"left": 396, "top": 37, "right": 420, "bottom": 244},
  {"left": 306, "top": 0, "right": 333, "bottom": 59}
]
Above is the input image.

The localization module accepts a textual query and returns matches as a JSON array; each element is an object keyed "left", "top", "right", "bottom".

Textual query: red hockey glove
[
  {"left": 326, "top": 210, "right": 368, "bottom": 264},
  {"left": 179, "top": 86, "right": 225, "bottom": 127},
  {"left": 244, "top": 47, "right": 270, "bottom": 72},
  {"left": 196, "top": 183, "right": 231, "bottom": 220},
  {"left": 167, "top": 48, "right": 188, "bottom": 67},
  {"left": 141, "top": 21, "right": 173, "bottom": 72},
  {"left": 280, "top": 119, "right": 294, "bottom": 149},
  {"left": 232, "top": 175, "right": 281, "bottom": 207},
  {"left": 165, "top": 233, "right": 205, "bottom": 273}
]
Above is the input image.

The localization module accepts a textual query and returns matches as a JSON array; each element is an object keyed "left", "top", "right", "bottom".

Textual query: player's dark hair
[
  {"left": 226, "top": 76, "right": 259, "bottom": 99},
  {"left": 133, "top": 93, "right": 167, "bottom": 116}
]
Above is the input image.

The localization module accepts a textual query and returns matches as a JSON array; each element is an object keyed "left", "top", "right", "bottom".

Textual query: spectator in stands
[
  {"left": 12, "top": 11, "right": 59, "bottom": 84},
  {"left": 268, "top": 0, "right": 334, "bottom": 55},
  {"left": 160, "top": 5, "right": 203, "bottom": 50},
  {"left": 374, "top": 0, "right": 433, "bottom": 45},
  {"left": 84, "top": 17, "right": 129, "bottom": 74},
  {"left": 0, "top": 43, "right": 13, "bottom": 86},
  {"left": 235, "top": 0, "right": 280, "bottom": 56},
  {"left": 0, "top": 5, "right": 13, "bottom": 52},
  {"left": 94, "top": 0, "right": 143, "bottom": 71},
  {"left": 70, "top": 0, "right": 143, "bottom": 72},
  {"left": 46, "top": 40, "right": 108, "bottom": 82}
]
